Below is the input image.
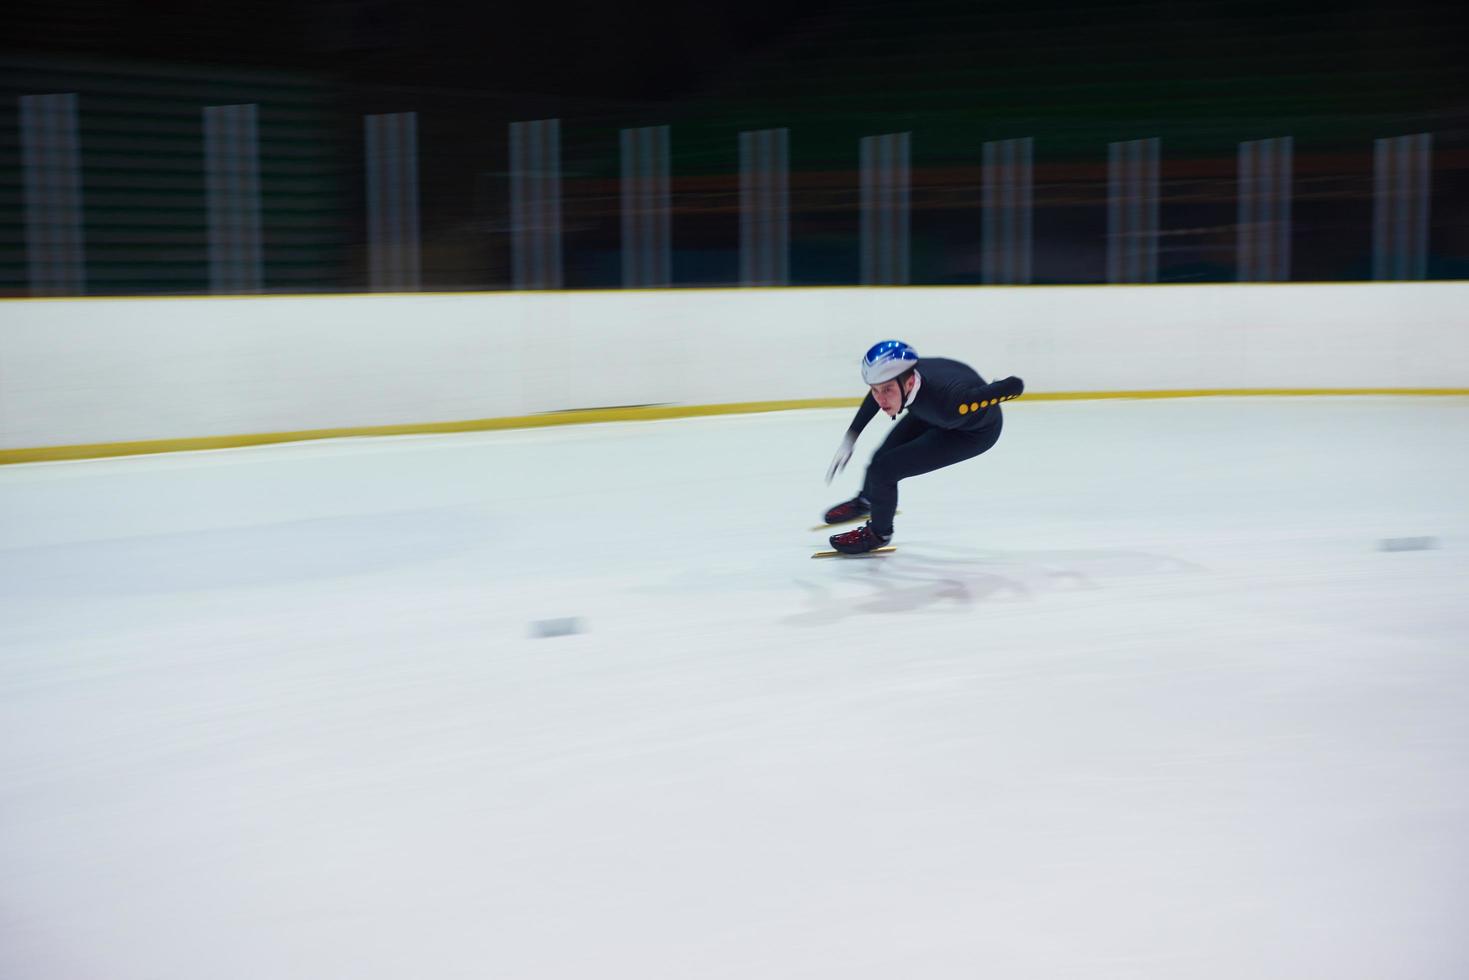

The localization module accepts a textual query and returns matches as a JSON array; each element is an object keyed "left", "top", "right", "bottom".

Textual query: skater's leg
[
  {"left": 859, "top": 415, "right": 932, "bottom": 534},
  {"left": 825, "top": 414, "right": 929, "bottom": 524},
  {"left": 870, "top": 412, "right": 930, "bottom": 460},
  {"left": 861, "top": 424, "right": 1001, "bottom": 536}
]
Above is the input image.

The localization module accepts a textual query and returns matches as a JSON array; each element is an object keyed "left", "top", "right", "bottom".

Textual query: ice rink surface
[{"left": 3, "top": 396, "right": 1468, "bottom": 979}]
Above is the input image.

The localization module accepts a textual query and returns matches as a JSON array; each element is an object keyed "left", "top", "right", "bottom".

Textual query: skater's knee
[{"left": 865, "top": 459, "right": 900, "bottom": 486}]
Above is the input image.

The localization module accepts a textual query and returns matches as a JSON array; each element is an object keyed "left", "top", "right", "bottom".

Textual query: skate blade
[
  {"left": 811, "top": 546, "right": 897, "bottom": 559},
  {"left": 811, "top": 510, "right": 899, "bottom": 532}
]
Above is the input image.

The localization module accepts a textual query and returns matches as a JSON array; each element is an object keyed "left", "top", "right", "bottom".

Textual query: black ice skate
[
  {"left": 822, "top": 495, "right": 871, "bottom": 527},
  {"left": 828, "top": 522, "right": 892, "bottom": 555}
]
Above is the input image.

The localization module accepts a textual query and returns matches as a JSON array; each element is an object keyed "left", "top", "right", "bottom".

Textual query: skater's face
[{"left": 871, "top": 376, "right": 912, "bottom": 416}]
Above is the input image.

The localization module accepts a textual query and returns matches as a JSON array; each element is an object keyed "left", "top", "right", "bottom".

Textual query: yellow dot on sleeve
[
  {"left": 958, "top": 403, "right": 968, "bottom": 415},
  {"left": 971, "top": 402, "right": 980, "bottom": 411}
]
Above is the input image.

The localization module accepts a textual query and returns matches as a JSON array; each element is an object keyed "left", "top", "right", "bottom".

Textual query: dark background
[{"left": 3, "top": 0, "right": 1467, "bottom": 292}]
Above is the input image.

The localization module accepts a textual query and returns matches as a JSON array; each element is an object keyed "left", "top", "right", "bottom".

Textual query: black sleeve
[
  {"left": 949, "top": 375, "right": 1024, "bottom": 409},
  {"left": 846, "top": 392, "right": 880, "bottom": 436}
]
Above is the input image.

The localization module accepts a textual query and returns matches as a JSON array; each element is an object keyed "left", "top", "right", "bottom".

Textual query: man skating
[{"left": 822, "top": 340, "right": 1024, "bottom": 555}]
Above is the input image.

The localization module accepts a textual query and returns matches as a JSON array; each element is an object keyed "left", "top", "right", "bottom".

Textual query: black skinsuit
[{"left": 845, "top": 357, "right": 1023, "bottom": 537}]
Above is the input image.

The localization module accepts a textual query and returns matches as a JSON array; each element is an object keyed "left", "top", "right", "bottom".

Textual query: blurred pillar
[
  {"left": 861, "top": 132, "right": 910, "bottom": 285},
  {"left": 509, "top": 118, "right": 562, "bottom": 290},
  {"left": 20, "top": 93, "right": 86, "bottom": 296},
  {"left": 1107, "top": 137, "right": 1159, "bottom": 284},
  {"left": 365, "top": 112, "right": 421, "bottom": 292},
  {"left": 1373, "top": 133, "right": 1431, "bottom": 281},
  {"left": 205, "top": 104, "right": 263, "bottom": 294},
  {"left": 1236, "top": 136, "right": 1292, "bottom": 282},
  {"left": 621, "top": 125, "right": 671, "bottom": 288},
  {"left": 982, "top": 137, "right": 1033, "bottom": 284},
  {"left": 739, "top": 128, "right": 788, "bottom": 286}
]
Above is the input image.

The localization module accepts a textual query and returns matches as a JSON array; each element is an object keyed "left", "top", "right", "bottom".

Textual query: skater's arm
[
  {"left": 846, "top": 392, "right": 880, "bottom": 436},
  {"left": 946, "top": 375, "right": 1024, "bottom": 414},
  {"left": 826, "top": 393, "right": 880, "bottom": 484}
]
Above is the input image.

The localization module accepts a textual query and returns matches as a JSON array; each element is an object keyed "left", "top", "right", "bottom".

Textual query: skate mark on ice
[
  {"left": 786, "top": 558, "right": 1028, "bottom": 625},
  {"left": 786, "top": 547, "right": 1197, "bottom": 624}
]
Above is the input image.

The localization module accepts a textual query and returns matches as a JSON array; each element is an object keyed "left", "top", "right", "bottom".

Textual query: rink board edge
[{"left": 3, "top": 388, "right": 1467, "bottom": 465}]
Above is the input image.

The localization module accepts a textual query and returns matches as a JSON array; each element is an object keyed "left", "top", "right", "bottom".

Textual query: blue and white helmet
[{"left": 861, "top": 340, "right": 919, "bottom": 386}]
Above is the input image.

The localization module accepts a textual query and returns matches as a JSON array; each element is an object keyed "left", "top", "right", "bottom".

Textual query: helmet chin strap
[{"left": 896, "top": 369, "right": 921, "bottom": 416}]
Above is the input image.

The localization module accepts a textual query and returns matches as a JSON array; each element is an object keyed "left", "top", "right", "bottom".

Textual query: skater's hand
[{"left": 825, "top": 432, "right": 857, "bottom": 484}]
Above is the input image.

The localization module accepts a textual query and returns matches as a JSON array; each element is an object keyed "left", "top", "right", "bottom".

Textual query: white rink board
[{"left": 2, "top": 282, "right": 1467, "bottom": 449}]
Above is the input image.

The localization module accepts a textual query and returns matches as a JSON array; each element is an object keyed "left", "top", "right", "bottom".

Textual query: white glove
[{"left": 825, "top": 432, "right": 857, "bottom": 485}]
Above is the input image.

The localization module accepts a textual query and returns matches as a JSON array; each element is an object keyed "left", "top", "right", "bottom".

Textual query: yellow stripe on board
[
  {"left": 1025, "top": 388, "right": 1469, "bottom": 400},
  {"left": 0, "top": 399, "right": 852, "bottom": 464},
  {"left": 2, "top": 389, "right": 1466, "bottom": 465}
]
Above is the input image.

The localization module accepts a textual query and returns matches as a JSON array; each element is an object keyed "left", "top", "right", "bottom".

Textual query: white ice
[{"left": 2, "top": 397, "right": 1468, "bottom": 979}]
